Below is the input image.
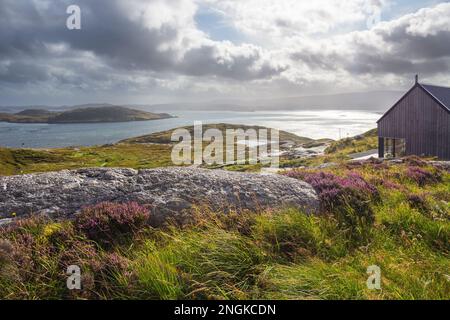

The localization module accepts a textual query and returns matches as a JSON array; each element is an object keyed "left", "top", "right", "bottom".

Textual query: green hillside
[
  {"left": 1, "top": 157, "right": 448, "bottom": 300},
  {"left": 0, "top": 106, "right": 173, "bottom": 124},
  {"left": 120, "top": 123, "right": 316, "bottom": 145}
]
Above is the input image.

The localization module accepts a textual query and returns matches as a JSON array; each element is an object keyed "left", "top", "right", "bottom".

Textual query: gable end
[{"left": 377, "top": 83, "right": 450, "bottom": 123}]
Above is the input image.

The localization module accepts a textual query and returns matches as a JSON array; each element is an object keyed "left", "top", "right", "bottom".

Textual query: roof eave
[
  {"left": 420, "top": 84, "right": 450, "bottom": 112},
  {"left": 377, "top": 83, "right": 450, "bottom": 124}
]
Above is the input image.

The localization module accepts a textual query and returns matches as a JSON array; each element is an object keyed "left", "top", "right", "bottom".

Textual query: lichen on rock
[{"left": 0, "top": 167, "right": 319, "bottom": 224}]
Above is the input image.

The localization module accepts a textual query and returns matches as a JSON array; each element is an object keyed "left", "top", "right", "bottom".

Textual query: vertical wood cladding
[{"left": 378, "top": 85, "right": 450, "bottom": 160}]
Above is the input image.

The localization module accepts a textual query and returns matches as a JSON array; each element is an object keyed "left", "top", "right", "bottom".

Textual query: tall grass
[{"left": 0, "top": 160, "right": 449, "bottom": 300}]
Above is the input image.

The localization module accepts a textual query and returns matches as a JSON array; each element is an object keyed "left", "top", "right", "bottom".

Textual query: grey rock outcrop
[
  {"left": 0, "top": 167, "right": 319, "bottom": 225},
  {"left": 429, "top": 161, "right": 450, "bottom": 171}
]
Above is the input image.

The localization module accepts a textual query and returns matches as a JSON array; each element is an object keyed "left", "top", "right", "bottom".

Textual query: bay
[{"left": 0, "top": 110, "right": 381, "bottom": 148}]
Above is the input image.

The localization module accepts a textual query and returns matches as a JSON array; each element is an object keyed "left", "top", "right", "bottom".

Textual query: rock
[
  {"left": 0, "top": 167, "right": 319, "bottom": 224},
  {"left": 316, "top": 162, "right": 338, "bottom": 169},
  {"left": 429, "top": 161, "right": 450, "bottom": 171},
  {"left": 388, "top": 159, "right": 404, "bottom": 164},
  {"left": 0, "top": 218, "right": 14, "bottom": 227}
]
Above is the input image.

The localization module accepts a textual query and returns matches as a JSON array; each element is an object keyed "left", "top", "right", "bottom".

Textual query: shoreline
[{"left": 0, "top": 110, "right": 380, "bottom": 148}]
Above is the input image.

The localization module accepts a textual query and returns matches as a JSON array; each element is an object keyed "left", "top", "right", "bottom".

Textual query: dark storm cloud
[
  {"left": 0, "top": 0, "right": 282, "bottom": 87},
  {"left": 59, "top": 0, "right": 179, "bottom": 71},
  {"left": 0, "top": 0, "right": 178, "bottom": 71},
  {"left": 0, "top": 61, "right": 50, "bottom": 83},
  {"left": 2, "top": 0, "right": 450, "bottom": 105}
]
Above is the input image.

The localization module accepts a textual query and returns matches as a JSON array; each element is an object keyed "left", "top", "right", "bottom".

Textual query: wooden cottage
[{"left": 378, "top": 76, "right": 450, "bottom": 160}]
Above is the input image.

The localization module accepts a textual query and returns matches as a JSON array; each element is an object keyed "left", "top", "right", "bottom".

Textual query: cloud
[
  {"left": 348, "top": 3, "right": 450, "bottom": 75},
  {"left": 200, "top": 0, "right": 387, "bottom": 42},
  {"left": 0, "top": 0, "right": 282, "bottom": 86},
  {"left": 180, "top": 41, "right": 287, "bottom": 80},
  {"left": 287, "top": 3, "right": 450, "bottom": 88},
  {"left": 1, "top": 0, "right": 450, "bottom": 104}
]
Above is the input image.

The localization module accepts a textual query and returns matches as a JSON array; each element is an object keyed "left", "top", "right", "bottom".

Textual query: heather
[
  {"left": 75, "top": 202, "right": 150, "bottom": 247},
  {"left": 0, "top": 159, "right": 449, "bottom": 300},
  {"left": 405, "top": 166, "right": 442, "bottom": 186},
  {"left": 284, "top": 170, "right": 378, "bottom": 242}
]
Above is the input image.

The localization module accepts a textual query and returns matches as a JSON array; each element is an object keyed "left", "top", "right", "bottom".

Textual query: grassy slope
[
  {"left": 325, "top": 128, "right": 378, "bottom": 156},
  {"left": 0, "top": 106, "right": 171, "bottom": 124},
  {"left": 49, "top": 106, "right": 171, "bottom": 123},
  {"left": 0, "top": 127, "right": 436, "bottom": 175},
  {"left": 0, "top": 128, "right": 449, "bottom": 300},
  {"left": 0, "top": 160, "right": 448, "bottom": 299},
  {"left": 0, "top": 113, "right": 52, "bottom": 123},
  {"left": 120, "top": 123, "right": 315, "bottom": 145},
  {"left": 0, "top": 144, "right": 173, "bottom": 176},
  {"left": 279, "top": 128, "right": 379, "bottom": 168},
  {"left": 0, "top": 123, "right": 324, "bottom": 175}
]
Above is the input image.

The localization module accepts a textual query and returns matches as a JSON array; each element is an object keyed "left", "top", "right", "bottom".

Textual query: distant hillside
[
  {"left": 0, "top": 90, "right": 404, "bottom": 115},
  {"left": 0, "top": 111, "right": 54, "bottom": 123},
  {"left": 134, "top": 90, "right": 403, "bottom": 113},
  {"left": 120, "top": 123, "right": 321, "bottom": 146},
  {"left": 0, "top": 106, "right": 173, "bottom": 124},
  {"left": 48, "top": 106, "right": 173, "bottom": 123},
  {"left": 16, "top": 109, "right": 56, "bottom": 117},
  {"left": 247, "top": 91, "right": 403, "bottom": 111}
]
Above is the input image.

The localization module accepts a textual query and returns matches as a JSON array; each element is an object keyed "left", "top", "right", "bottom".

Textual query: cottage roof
[
  {"left": 421, "top": 84, "right": 450, "bottom": 111},
  {"left": 377, "top": 81, "right": 450, "bottom": 123}
]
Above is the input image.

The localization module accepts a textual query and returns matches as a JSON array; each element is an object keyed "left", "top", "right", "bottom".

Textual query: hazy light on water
[{"left": 0, "top": 110, "right": 380, "bottom": 148}]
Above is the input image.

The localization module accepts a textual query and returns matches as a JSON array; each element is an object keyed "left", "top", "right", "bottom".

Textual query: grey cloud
[
  {"left": 378, "top": 29, "right": 450, "bottom": 60},
  {"left": 290, "top": 50, "right": 340, "bottom": 71},
  {"left": 0, "top": 61, "right": 50, "bottom": 84},
  {"left": 345, "top": 52, "right": 450, "bottom": 75},
  {"left": 2, "top": 0, "right": 450, "bottom": 105},
  {"left": 346, "top": 12, "right": 450, "bottom": 76},
  {"left": 181, "top": 44, "right": 286, "bottom": 80},
  {"left": 289, "top": 3, "right": 450, "bottom": 78},
  {"left": 0, "top": 0, "right": 282, "bottom": 88}
]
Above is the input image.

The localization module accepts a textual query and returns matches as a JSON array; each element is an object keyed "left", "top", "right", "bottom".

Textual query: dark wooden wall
[{"left": 378, "top": 85, "right": 450, "bottom": 160}]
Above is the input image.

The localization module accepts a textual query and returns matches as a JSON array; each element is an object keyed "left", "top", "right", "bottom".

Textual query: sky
[{"left": 1, "top": 0, "right": 450, "bottom": 105}]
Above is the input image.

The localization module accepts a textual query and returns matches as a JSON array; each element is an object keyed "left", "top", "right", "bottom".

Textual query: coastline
[{"left": 0, "top": 110, "right": 380, "bottom": 148}]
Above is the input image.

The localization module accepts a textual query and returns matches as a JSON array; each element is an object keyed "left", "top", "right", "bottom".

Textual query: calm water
[{"left": 0, "top": 110, "right": 381, "bottom": 148}]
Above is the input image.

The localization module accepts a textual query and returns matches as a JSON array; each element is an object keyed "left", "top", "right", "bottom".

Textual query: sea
[{"left": 0, "top": 110, "right": 382, "bottom": 148}]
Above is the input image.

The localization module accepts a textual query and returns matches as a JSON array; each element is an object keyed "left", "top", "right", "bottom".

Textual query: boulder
[{"left": 0, "top": 167, "right": 319, "bottom": 224}]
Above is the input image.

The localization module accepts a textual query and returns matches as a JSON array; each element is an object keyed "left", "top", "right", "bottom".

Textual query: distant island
[
  {"left": 119, "top": 123, "right": 323, "bottom": 145},
  {"left": 0, "top": 105, "right": 173, "bottom": 124}
]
